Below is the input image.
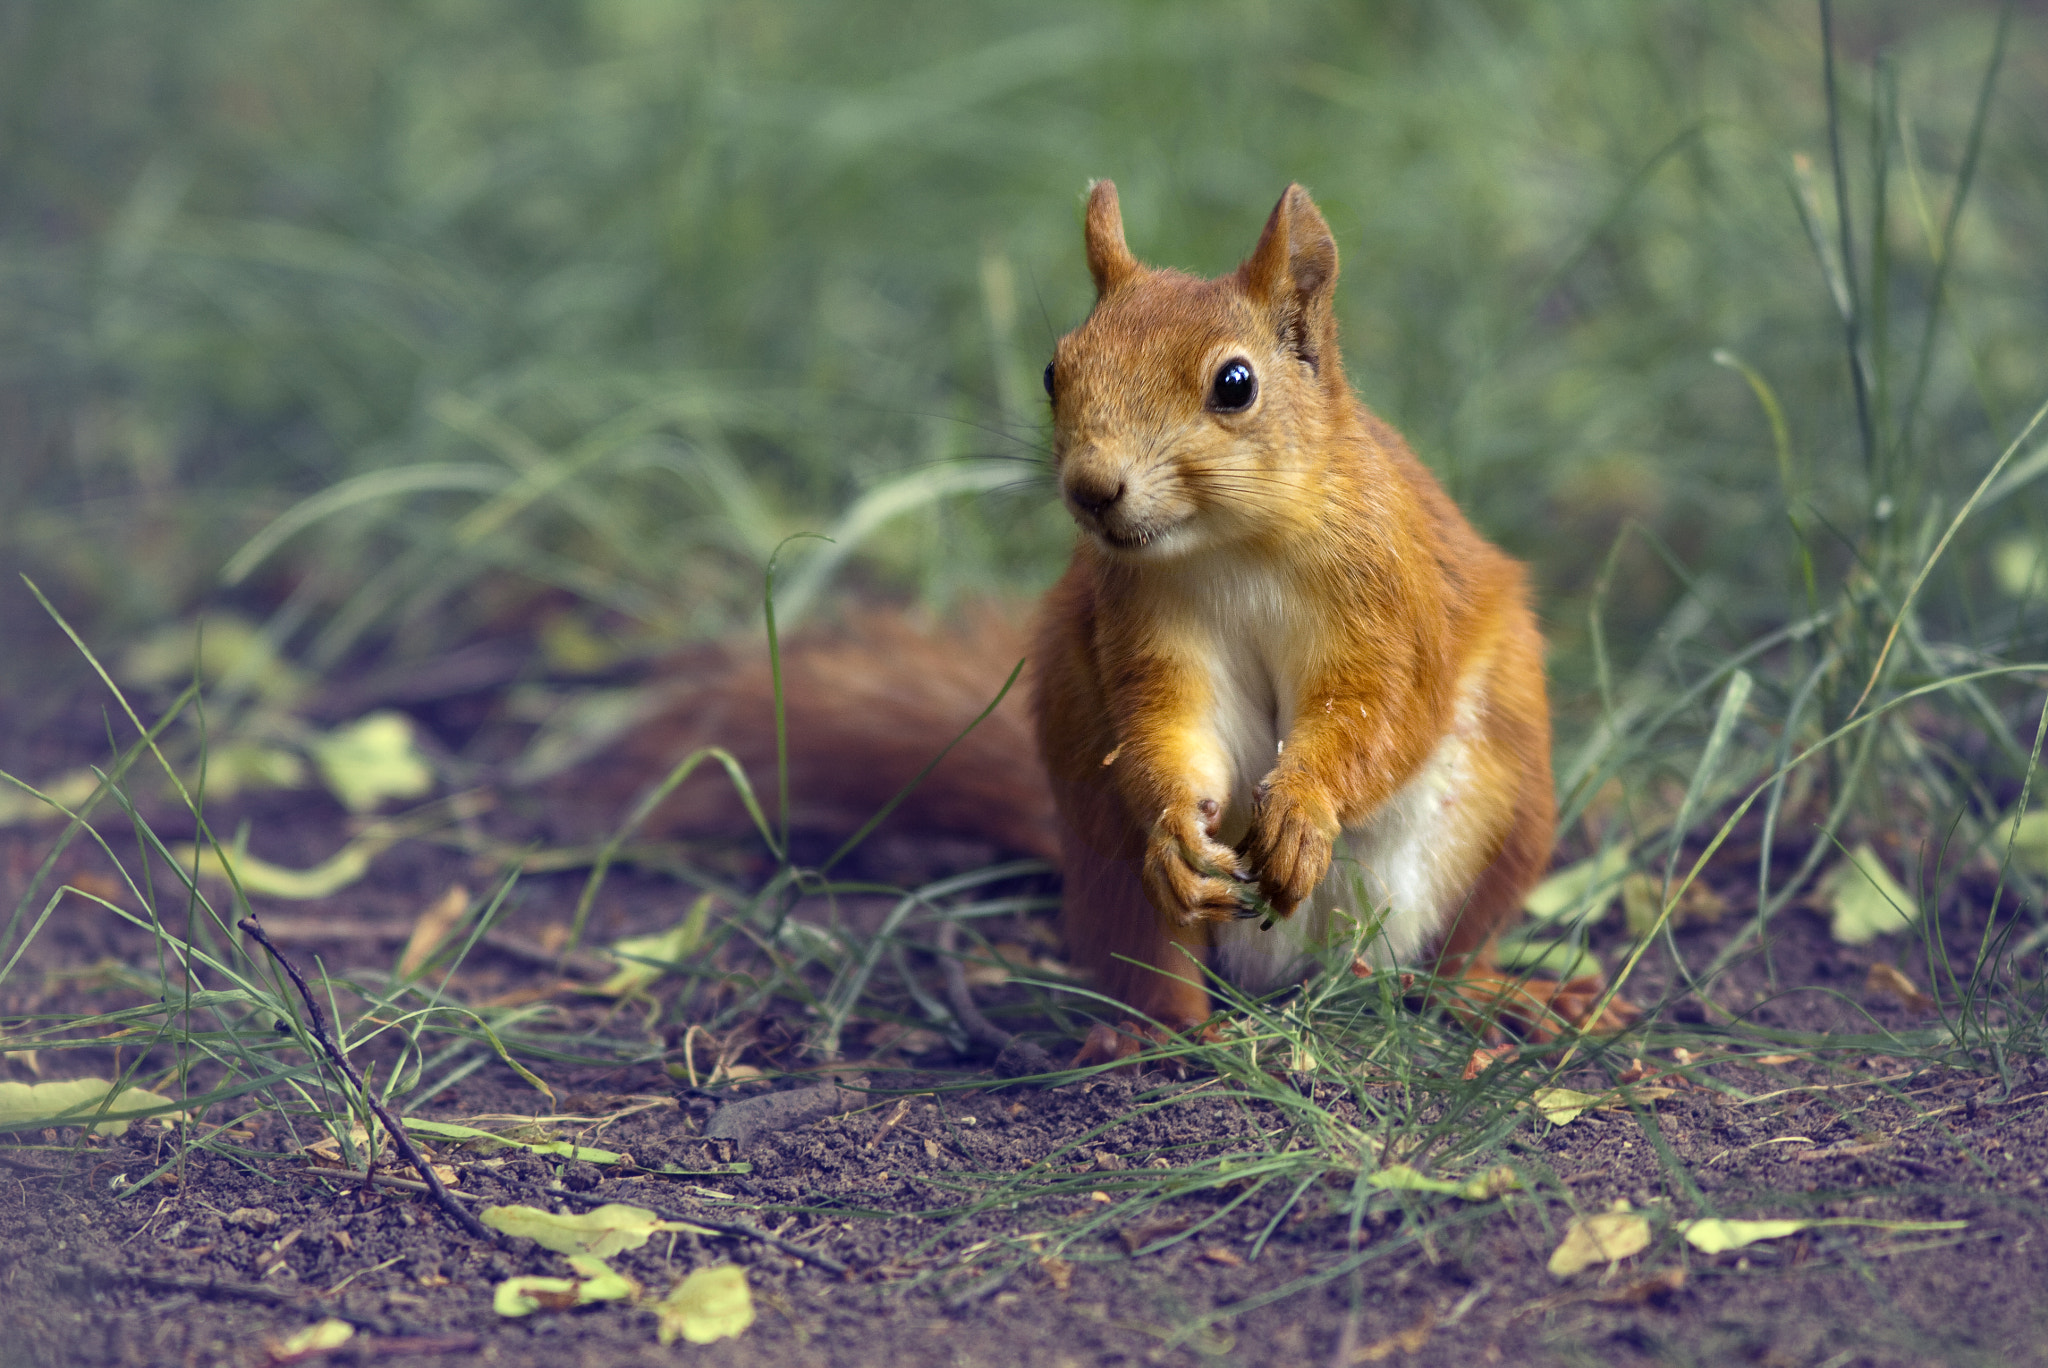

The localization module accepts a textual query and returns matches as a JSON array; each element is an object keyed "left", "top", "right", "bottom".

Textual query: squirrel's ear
[
  {"left": 1242, "top": 184, "right": 1340, "bottom": 372},
  {"left": 1083, "top": 180, "right": 1139, "bottom": 296}
]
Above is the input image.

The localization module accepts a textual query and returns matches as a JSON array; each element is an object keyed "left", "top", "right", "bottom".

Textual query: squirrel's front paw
[
  {"left": 1143, "top": 801, "right": 1254, "bottom": 925},
  {"left": 1247, "top": 780, "right": 1336, "bottom": 916}
]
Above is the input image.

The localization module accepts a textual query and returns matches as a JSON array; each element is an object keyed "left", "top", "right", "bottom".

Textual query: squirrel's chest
[{"left": 1164, "top": 567, "right": 1306, "bottom": 839}]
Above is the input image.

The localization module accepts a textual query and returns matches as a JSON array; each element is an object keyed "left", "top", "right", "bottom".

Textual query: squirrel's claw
[
  {"left": 1143, "top": 804, "right": 1254, "bottom": 926},
  {"left": 1245, "top": 782, "right": 1334, "bottom": 916}
]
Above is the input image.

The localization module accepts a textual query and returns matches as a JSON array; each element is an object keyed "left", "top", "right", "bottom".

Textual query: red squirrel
[{"left": 601, "top": 182, "right": 1623, "bottom": 1063}]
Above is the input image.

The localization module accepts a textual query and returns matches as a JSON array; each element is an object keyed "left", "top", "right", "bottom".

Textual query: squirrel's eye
[
  {"left": 1043, "top": 361, "right": 1056, "bottom": 401},
  {"left": 1208, "top": 359, "right": 1257, "bottom": 412}
]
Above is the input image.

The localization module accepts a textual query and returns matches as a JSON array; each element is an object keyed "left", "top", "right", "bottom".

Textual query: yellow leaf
[
  {"left": 1680, "top": 1216, "right": 1965, "bottom": 1254},
  {"left": 1679, "top": 1218, "right": 1809, "bottom": 1253},
  {"left": 492, "top": 1276, "right": 581, "bottom": 1317},
  {"left": 309, "top": 712, "right": 434, "bottom": 814},
  {"left": 656, "top": 1265, "right": 754, "bottom": 1345},
  {"left": 599, "top": 894, "right": 714, "bottom": 997},
  {"left": 0, "top": 1078, "right": 185, "bottom": 1136},
  {"left": 121, "top": 614, "right": 308, "bottom": 703},
  {"left": 1821, "top": 844, "right": 1916, "bottom": 945},
  {"left": 1993, "top": 808, "right": 2048, "bottom": 876},
  {"left": 401, "top": 1118, "right": 620, "bottom": 1165},
  {"left": 0, "top": 770, "right": 110, "bottom": 827},
  {"left": 481, "top": 1202, "right": 698, "bottom": 1257},
  {"left": 174, "top": 837, "right": 382, "bottom": 900},
  {"left": 1621, "top": 873, "right": 1662, "bottom": 937},
  {"left": 1524, "top": 847, "right": 1630, "bottom": 923},
  {"left": 1531, "top": 1087, "right": 1602, "bottom": 1125},
  {"left": 1548, "top": 1208, "right": 1652, "bottom": 1277},
  {"left": 270, "top": 1318, "right": 354, "bottom": 1357}
]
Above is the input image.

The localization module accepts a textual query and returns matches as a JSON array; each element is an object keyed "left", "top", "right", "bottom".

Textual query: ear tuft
[
  {"left": 1242, "top": 184, "right": 1341, "bottom": 371},
  {"left": 1083, "top": 180, "right": 1140, "bottom": 297}
]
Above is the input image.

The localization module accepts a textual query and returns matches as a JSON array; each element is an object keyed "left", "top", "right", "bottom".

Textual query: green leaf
[
  {"left": 401, "top": 1117, "right": 621, "bottom": 1164},
  {"left": 1368, "top": 1162, "right": 1519, "bottom": 1201},
  {"left": 656, "top": 1265, "right": 754, "bottom": 1345},
  {"left": 0, "top": 1078, "right": 186, "bottom": 1136},
  {"left": 1821, "top": 843, "right": 1917, "bottom": 945},
  {"left": 1524, "top": 846, "right": 1630, "bottom": 923},
  {"left": 599, "top": 893, "right": 714, "bottom": 997},
  {"left": 309, "top": 712, "right": 434, "bottom": 814},
  {"left": 1993, "top": 808, "right": 2048, "bottom": 876}
]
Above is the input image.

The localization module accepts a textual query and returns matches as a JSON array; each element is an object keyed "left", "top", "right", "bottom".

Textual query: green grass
[{"left": 3, "top": 0, "right": 2048, "bottom": 1348}]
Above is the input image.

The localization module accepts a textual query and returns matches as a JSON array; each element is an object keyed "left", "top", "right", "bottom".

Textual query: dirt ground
[{"left": 4, "top": 650, "right": 2047, "bottom": 1368}]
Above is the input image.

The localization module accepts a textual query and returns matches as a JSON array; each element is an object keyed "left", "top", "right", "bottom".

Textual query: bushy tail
[{"left": 575, "top": 609, "right": 1058, "bottom": 875}]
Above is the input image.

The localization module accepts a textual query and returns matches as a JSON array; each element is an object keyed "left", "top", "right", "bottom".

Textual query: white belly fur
[{"left": 1209, "top": 671, "right": 1492, "bottom": 998}]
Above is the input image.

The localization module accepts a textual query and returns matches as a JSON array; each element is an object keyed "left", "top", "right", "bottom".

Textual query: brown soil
[{"left": 3, "top": 653, "right": 2047, "bottom": 1368}]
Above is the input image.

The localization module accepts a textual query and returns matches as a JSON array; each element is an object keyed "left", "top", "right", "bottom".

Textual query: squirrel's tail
[{"left": 576, "top": 608, "right": 1058, "bottom": 876}]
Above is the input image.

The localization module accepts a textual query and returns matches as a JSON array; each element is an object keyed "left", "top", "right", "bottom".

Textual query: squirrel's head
[{"left": 1046, "top": 180, "right": 1348, "bottom": 562}]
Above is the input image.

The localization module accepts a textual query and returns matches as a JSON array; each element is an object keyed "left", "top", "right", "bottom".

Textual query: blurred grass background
[{"left": 1, "top": 0, "right": 2043, "bottom": 774}]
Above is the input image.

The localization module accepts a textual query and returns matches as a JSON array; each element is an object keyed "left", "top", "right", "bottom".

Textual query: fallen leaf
[
  {"left": 1462, "top": 1043, "right": 1518, "bottom": 1080},
  {"left": 0, "top": 1078, "right": 185, "bottom": 1136},
  {"left": 1755, "top": 1054, "right": 1802, "bottom": 1066},
  {"left": 1524, "top": 846, "right": 1631, "bottom": 923},
  {"left": 1548, "top": 1206, "right": 1652, "bottom": 1277},
  {"left": 656, "top": 1265, "right": 754, "bottom": 1345},
  {"left": 1994, "top": 807, "right": 2048, "bottom": 876},
  {"left": 267, "top": 1317, "right": 354, "bottom": 1361},
  {"left": 480, "top": 1202, "right": 701, "bottom": 1255},
  {"left": 0, "top": 769, "right": 106, "bottom": 826},
  {"left": 599, "top": 894, "right": 714, "bottom": 997},
  {"left": 1678, "top": 1216, "right": 1965, "bottom": 1254},
  {"left": 1530, "top": 1087, "right": 1602, "bottom": 1125},
  {"left": 1680, "top": 1217, "right": 1809, "bottom": 1254},
  {"left": 176, "top": 836, "right": 384, "bottom": 900},
  {"left": 492, "top": 1255, "right": 638, "bottom": 1317},
  {"left": 403, "top": 1118, "right": 620, "bottom": 1165},
  {"left": 1199, "top": 1246, "right": 1243, "bottom": 1268},
  {"left": 1864, "top": 963, "right": 1934, "bottom": 1013},
  {"left": 309, "top": 712, "right": 434, "bottom": 814},
  {"left": 1820, "top": 844, "right": 1917, "bottom": 945},
  {"left": 397, "top": 885, "right": 472, "bottom": 978},
  {"left": 122, "top": 613, "right": 307, "bottom": 702},
  {"left": 1355, "top": 1309, "right": 1435, "bottom": 1361},
  {"left": 1367, "top": 1163, "right": 1520, "bottom": 1201},
  {"left": 1491, "top": 932, "right": 1597, "bottom": 980}
]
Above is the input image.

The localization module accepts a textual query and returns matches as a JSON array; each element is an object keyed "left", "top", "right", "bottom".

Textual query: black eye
[
  {"left": 1043, "top": 361, "right": 1056, "bottom": 401},
  {"left": 1208, "top": 359, "right": 1256, "bottom": 412}
]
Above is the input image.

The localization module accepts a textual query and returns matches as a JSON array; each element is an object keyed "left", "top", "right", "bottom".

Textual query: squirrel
[{"left": 593, "top": 181, "right": 1628, "bottom": 1065}]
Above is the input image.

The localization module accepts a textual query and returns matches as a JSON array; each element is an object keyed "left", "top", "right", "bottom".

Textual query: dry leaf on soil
[
  {"left": 1368, "top": 1163, "right": 1520, "bottom": 1201},
  {"left": 492, "top": 1256, "right": 638, "bottom": 1317},
  {"left": 266, "top": 1316, "right": 354, "bottom": 1361},
  {"left": 599, "top": 894, "right": 714, "bottom": 997},
  {"left": 1524, "top": 846, "right": 1631, "bottom": 923},
  {"left": 1679, "top": 1217, "right": 1966, "bottom": 1254},
  {"left": 656, "top": 1264, "right": 754, "bottom": 1345},
  {"left": 0, "top": 1078, "right": 185, "bottom": 1136},
  {"left": 1548, "top": 1205, "right": 1653, "bottom": 1277},
  {"left": 480, "top": 1202, "right": 707, "bottom": 1256},
  {"left": 309, "top": 711, "right": 434, "bottom": 814},
  {"left": 1820, "top": 843, "right": 1917, "bottom": 945}
]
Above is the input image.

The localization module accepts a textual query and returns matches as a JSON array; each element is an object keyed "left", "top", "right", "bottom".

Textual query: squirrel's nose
[{"left": 1066, "top": 474, "right": 1125, "bottom": 519}]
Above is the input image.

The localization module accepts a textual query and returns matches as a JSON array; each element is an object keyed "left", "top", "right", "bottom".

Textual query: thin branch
[{"left": 239, "top": 916, "right": 496, "bottom": 1242}]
